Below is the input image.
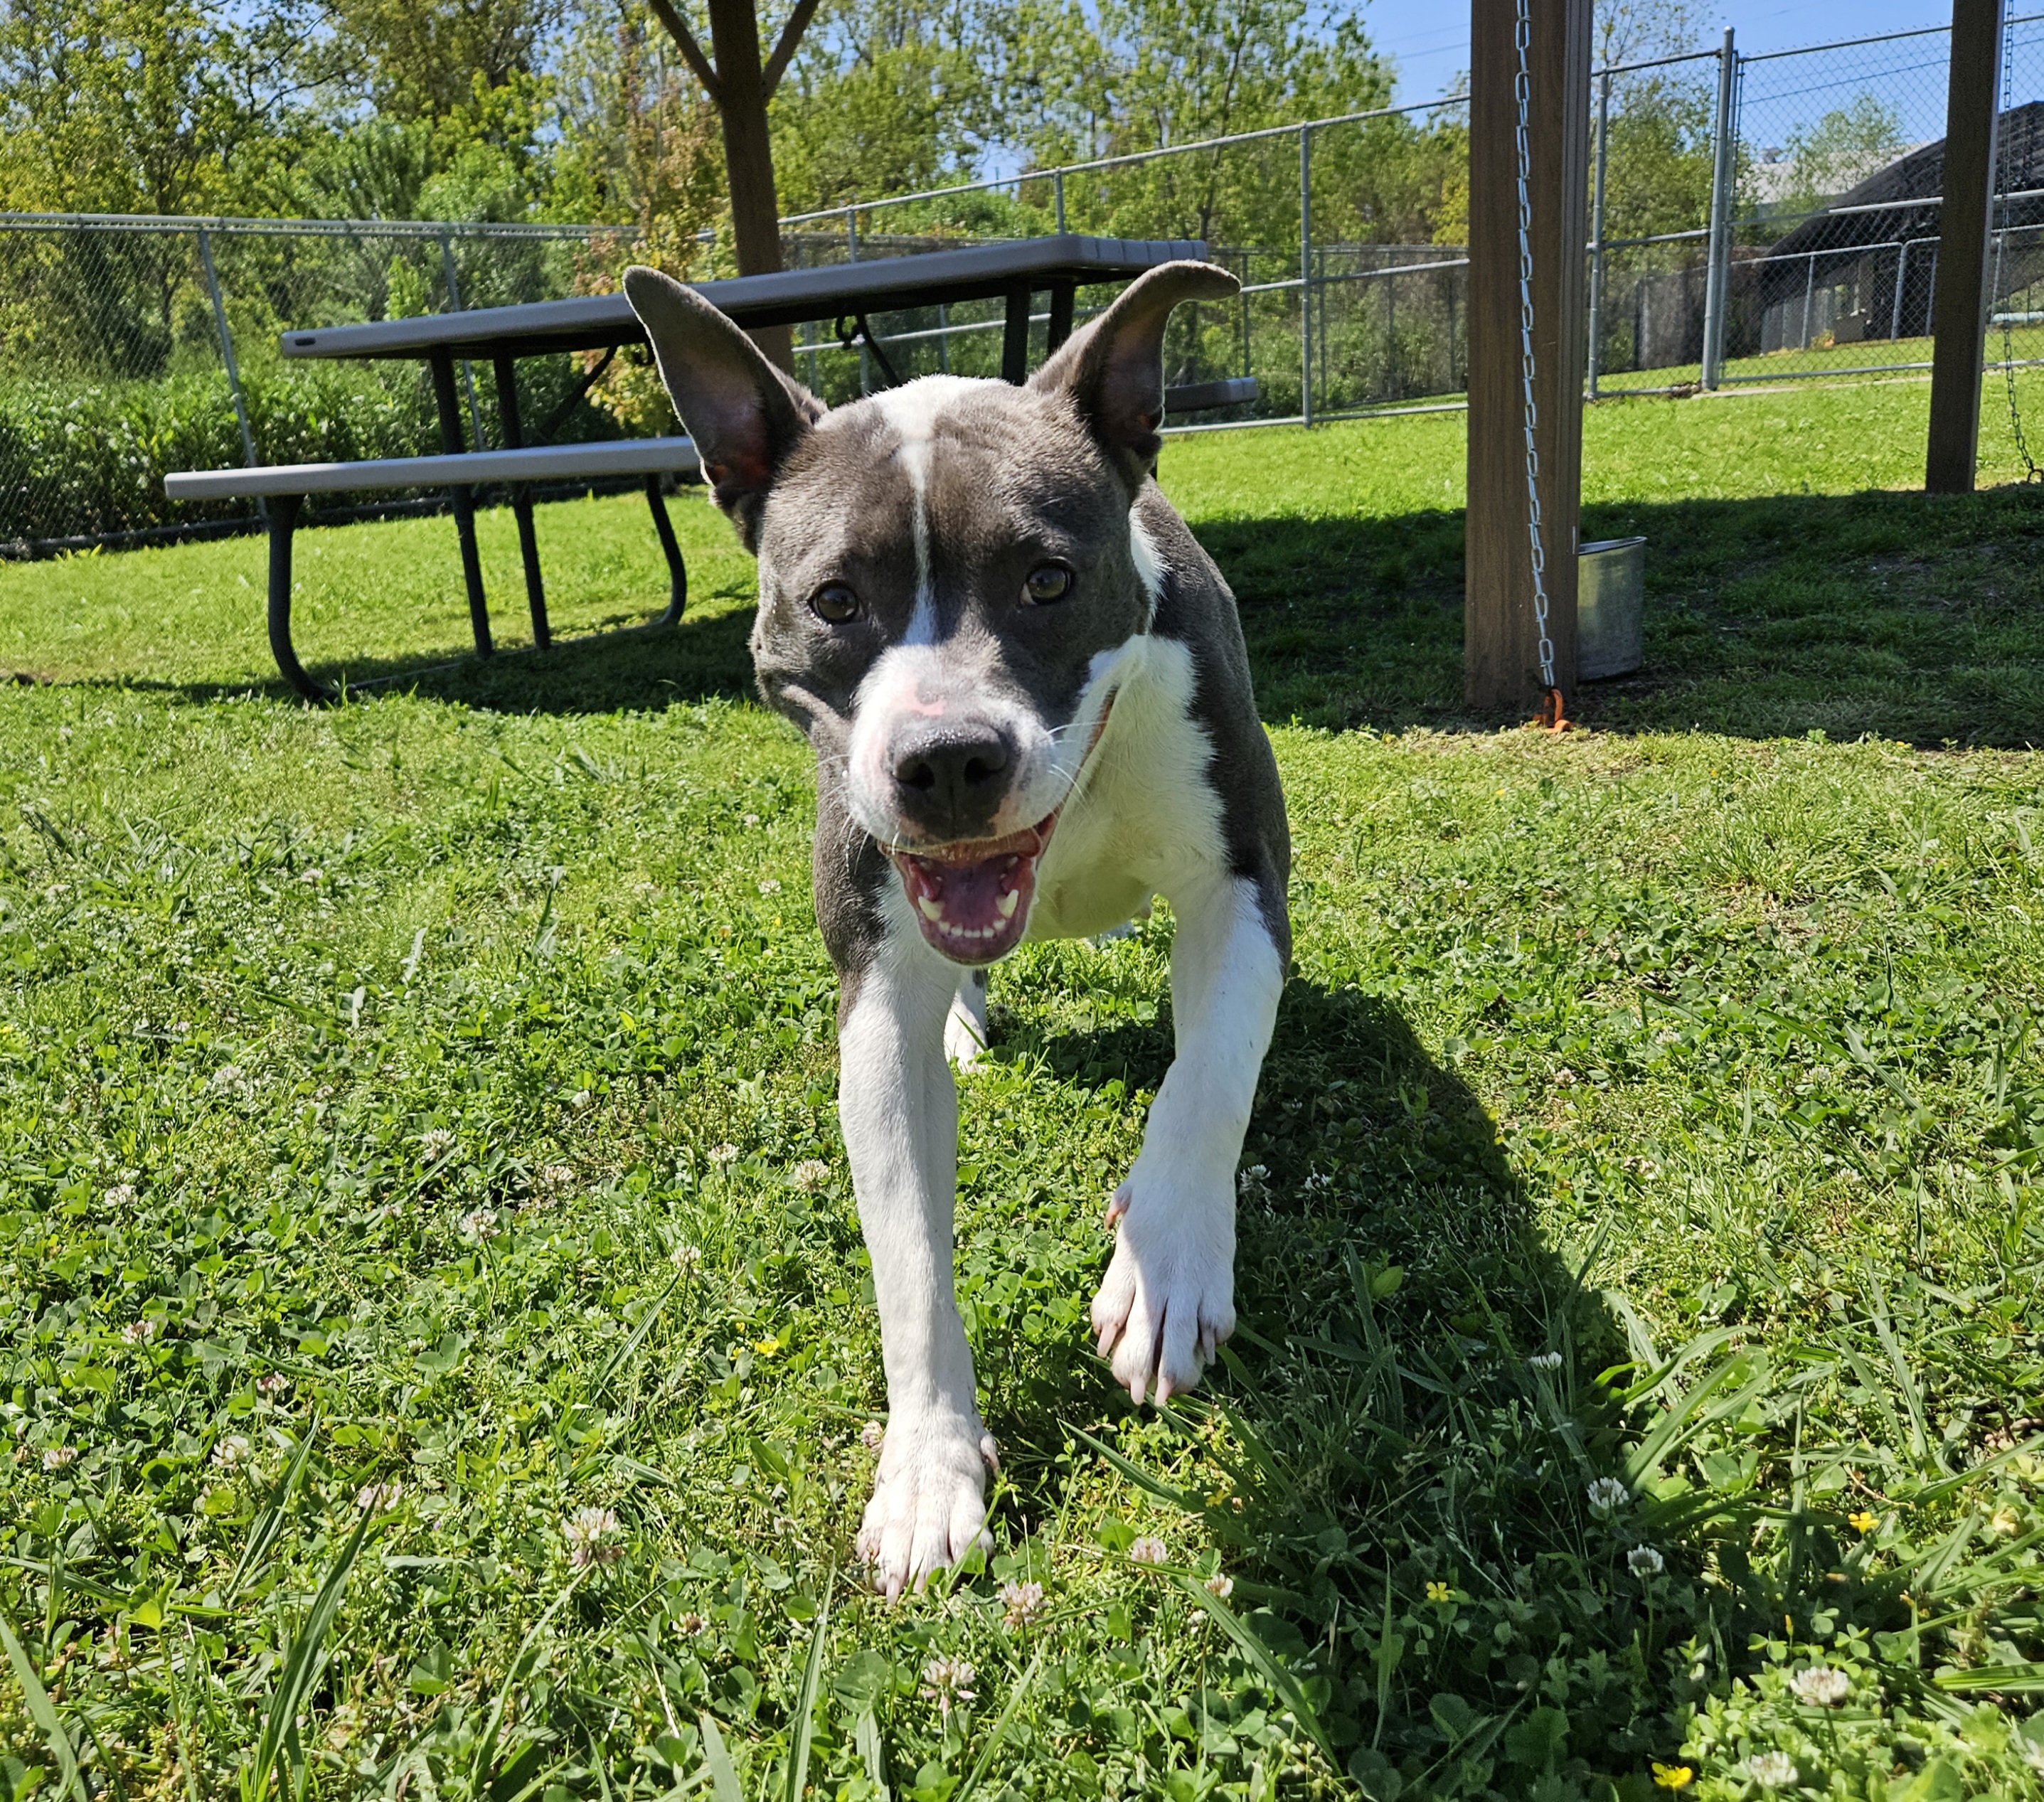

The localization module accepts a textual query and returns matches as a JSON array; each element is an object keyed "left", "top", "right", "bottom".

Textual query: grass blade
[
  {"left": 854, "top": 1712, "right": 889, "bottom": 1801},
  {"left": 468, "top": 1574, "right": 584, "bottom": 1793},
  {"left": 243, "top": 1505, "right": 371, "bottom": 1802},
  {"left": 784, "top": 1567, "right": 833, "bottom": 1802},
  {"left": 228, "top": 1425, "right": 319, "bottom": 1604},
  {"left": 1183, "top": 1577, "right": 1337, "bottom": 1769},
  {"left": 1069, "top": 1423, "right": 1206, "bottom": 1513},
  {"left": 954, "top": 1646, "right": 1047, "bottom": 1802},
  {"left": 0, "top": 1605, "right": 89, "bottom": 1802},
  {"left": 697, "top": 1712, "right": 741, "bottom": 1802}
]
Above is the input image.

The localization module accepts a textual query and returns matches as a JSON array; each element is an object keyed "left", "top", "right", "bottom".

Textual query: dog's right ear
[{"left": 624, "top": 266, "right": 823, "bottom": 552}]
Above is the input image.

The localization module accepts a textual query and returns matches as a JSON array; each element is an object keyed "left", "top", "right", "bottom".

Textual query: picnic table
[{"left": 167, "top": 235, "right": 1204, "bottom": 700}]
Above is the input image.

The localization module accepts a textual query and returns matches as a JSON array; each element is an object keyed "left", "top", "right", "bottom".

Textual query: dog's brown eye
[
  {"left": 1024, "top": 564, "right": 1072, "bottom": 604},
  {"left": 810, "top": 582, "right": 859, "bottom": 624}
]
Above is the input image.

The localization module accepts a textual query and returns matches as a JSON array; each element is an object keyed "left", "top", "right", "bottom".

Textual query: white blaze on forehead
[{"left": 869, "top": 376, "right": 993, "bottom": 647}]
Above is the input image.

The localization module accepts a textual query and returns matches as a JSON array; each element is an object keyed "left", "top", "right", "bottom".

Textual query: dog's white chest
[{"left": 1026, "top": 635, "right": 1223, "bottom": 943}]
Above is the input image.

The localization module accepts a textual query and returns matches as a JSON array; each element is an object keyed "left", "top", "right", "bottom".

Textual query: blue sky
[{"left": 1370, "top": 0, "right": 1963, "bottom": 101}]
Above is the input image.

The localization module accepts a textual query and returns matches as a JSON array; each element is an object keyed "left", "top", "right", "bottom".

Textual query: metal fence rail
[{"left": 3, "top": 11, "right": 2040, "bottom": 552}]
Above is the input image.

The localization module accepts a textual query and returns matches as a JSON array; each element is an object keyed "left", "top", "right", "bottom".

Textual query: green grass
[{"left": 1, "top": 373, "right": 2043, "bottom": 1802}]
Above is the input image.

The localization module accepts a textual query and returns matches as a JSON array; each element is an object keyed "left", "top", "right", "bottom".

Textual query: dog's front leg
[
  {"left": 1092, "top": 870, "right": 1286, "bottom": 1404},
  {"left": 839, "top": 932, "right": 997, "bottom": 1596}
]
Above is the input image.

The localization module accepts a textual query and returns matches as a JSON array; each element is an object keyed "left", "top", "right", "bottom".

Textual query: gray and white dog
[{"left": 624, "top": 260, "right": 1290, "bottom": 1597}]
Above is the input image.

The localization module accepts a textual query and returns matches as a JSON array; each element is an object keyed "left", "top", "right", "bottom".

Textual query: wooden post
[
  {"left": 1926, "top": 0, "right": 2006, "bottom": 494},
  {"left": 1466, "top": 0, "right": 1592, "bottom": 713}
]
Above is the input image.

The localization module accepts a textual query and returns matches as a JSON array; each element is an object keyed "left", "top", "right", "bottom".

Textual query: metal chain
[
  {"left": 1513, "top": 0, "right": 1560, "bottom": 695},
  {"left": 1998, "top": 12, "right": 2041, "bottom": 482}
]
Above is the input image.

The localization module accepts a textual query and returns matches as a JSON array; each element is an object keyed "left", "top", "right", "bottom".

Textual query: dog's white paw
[
  {"left": 943, "top": 978, "right": 989, "bottom": 1072},
  {"left": 857, "top": 1414, "right": 998, "bottom": 1599},
  {"left": 1090, "top": 1179, "right": 1236, "bottom": 1405}
]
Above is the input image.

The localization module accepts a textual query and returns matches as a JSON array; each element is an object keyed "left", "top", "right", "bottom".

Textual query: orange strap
[{"left": 1535, "top": 686, "right": 1571, "bottom": 732}]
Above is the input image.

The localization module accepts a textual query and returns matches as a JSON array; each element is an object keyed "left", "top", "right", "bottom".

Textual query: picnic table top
[{"left": 280, "top": 234, "right": 1208, "bottom": 362}]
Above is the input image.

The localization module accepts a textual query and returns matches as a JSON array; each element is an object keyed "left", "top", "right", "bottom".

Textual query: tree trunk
[{"left": 704, "top": 0, "right": 794, "bottom": 370}]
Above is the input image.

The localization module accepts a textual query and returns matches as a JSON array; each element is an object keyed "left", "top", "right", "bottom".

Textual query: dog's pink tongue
[{"left": 896, "top": 848, "right": 1039, "bottom": 964}]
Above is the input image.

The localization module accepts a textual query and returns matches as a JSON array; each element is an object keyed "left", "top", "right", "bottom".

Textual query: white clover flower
[
  {"left": 1528, "top": 1351, "right": 1564, "bottom": 1373},
  {"left": 1743, "top": 1752, "right": 1797, "bottom": 1788},
  {"left": 211, "top": 1064, "right": 253, "bottom": 1099},
  {"left": 676, "top": 1611, "right": 707, "bottom": 1638},
  {"left": 1128, "top": 1535, "right": 1169, "bottom": 1566},
  {"left": 41, "top": 1446, "right": 78, "bottom": 1470},
  {"left": 540, "top": 1163, "right": 576, "bottom": 1195},
  {"left": 1627, "top": 1545, "right": 1665, "bottom": 1577},
  {"left": 356, "top": 1481, "right": 404, "bottom": 1512},
  {"left": 121, "top": 1318, "right": 158, "bottom": 1345},
  {"left": 920, "top": 1656, "right": 976, "bottom": 1717},
  {"left": 1586, "top": 1476, "right": 1631, "bottom": 1515},
  {"left": 211, "top": 1434, "right": 252, "bottom": 1470},
  {"left": 2021, "top": 1738, "right": 2044, "bottom": 1776},
  {"left": 1787, "top": 1665, "right": 1851, "bottom": 1707},
  {"left": 742, "top": 814, "right": 761, "bottom": 828},
  {"left": 104, "top": 1183, "right": 137, "bottom": 1209},
  {"left": 758, "top": 878, "right": 782, "bottom": 895},
  {"left": 420, "top": 1128, "right": 457, "bottom": 1163},
  {"left": 1203, "top": 1572, "right": 1235, "bottom": 1600},
  {"left": 459, "top": 1208, "right": 500, "bottom": 1242},
  {"left": 670, "top": 1243, "right": 703, "bottom": 1271},
  {"left": 256, "top": 1372, "right": 289, "bottom": 1395},
  {"left": 563, "top": 1505, "right": 623, "bottom": 1569},
  {"left": 707, "top": 1143, "right": 740, "bottom": 1166},
  {"left": 790, "top": 1159, "right": 831, "bottom": 1192},
  {"left": 999, "top": 1579, "right": 1045, "bottom": 1628},
  {"left": 1236, "top": 1164, "right": 1269, "bottom": 1196},
  {"left": 860, "top": 1420, "right": 885, "bottom": 1451},
  {"left": 298, "top": 867, "right": 323, "bottom": 884}
]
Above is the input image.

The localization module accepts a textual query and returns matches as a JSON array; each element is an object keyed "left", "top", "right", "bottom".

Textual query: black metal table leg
[
  {"left": 1001, "top": 282, "right": 1034, "bottom": 384},
  {"left": 646, "top": 476, "right": 687, "bottom": 626},
  {"left": 429, "top": 350, "right": 492, "bottom": 658},
  {"left": 265, "top": 494, "right": 333, "bottom": 702},
  {"left": 1046, "top": 281, "right": 1076, "bottom": 353},
  {"left": 492, "top": 354, "right": 549, "bottom": 649}
]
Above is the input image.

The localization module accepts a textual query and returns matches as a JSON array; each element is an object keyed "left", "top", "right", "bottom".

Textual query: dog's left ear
[
  {"left": 624, "top": 265, "right": 824, "bottom": 552},
  {"left": 1028, "top": 259, "right": 1240, "bottom": 483}
]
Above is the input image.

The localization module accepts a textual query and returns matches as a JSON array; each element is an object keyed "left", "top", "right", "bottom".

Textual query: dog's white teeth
[
  {"left": 996, "top": 890, "right": 1019, "bottom": 919},
  {"left": 917, "top": 895, "right": 944, "bottom": 922}
]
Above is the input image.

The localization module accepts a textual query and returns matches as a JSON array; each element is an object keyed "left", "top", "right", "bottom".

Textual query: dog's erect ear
[
  {"left": 1028, "top": 259, "right": 1240, "bottom": 480},
  {"left": 624, "top": 265, "right": 823, "bottom": 551}
]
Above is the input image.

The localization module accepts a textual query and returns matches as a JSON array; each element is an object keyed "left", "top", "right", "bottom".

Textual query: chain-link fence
[
  {"left": 4, "top": 13, "right": 2040, "bottom": 553},
  {"left": 1590, "top": 11, "right": 2044, "bottom": 394}
]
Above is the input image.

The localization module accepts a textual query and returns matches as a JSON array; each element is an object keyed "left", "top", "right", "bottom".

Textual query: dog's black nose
[{"left": 892, "top": 724, "right": 1011, "bottom": 838}]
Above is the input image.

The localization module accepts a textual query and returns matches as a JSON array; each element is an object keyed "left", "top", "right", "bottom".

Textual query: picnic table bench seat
[{"left": 164, "top": 436, "right": 699, "bottom": 702}]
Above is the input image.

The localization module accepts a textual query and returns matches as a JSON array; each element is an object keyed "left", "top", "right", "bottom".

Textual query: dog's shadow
[{"left": 965, "top": 974, "right": 1688, "bottom": 1769}]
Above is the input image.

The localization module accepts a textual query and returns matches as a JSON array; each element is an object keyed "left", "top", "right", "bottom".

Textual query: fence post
[
  {"left": 196, "top": 228, "right": 261, "bottom": 481},
  {"left": 1055, "top": 170, "right": 1068, "bottom": 234},
  {"left": 1890, "top": 239, "right": 1911, "bottom": 341},
  {"left": 1299, "top": 124, "right": 1314, "bottom": 426},
  {"left": 438, "top": 233, "right": 489, "bottom": 450},
  {"left": 1587, "top": 69, "right": 1611, "bottom": 398},
  {"left": 1926, "top": 0, "right": 2005, "bottom": 494},
  {"left": 1700, "top": 27, "right": 1737, "bottom": 389}
]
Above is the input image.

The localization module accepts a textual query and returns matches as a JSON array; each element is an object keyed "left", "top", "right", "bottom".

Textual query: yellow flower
[
  {"left": 1848, "top": 1510, "right": 1878, "bottom": 1534},
  {"left": 1426, "top": 1581, "right": 1452, "bottom": 1603},
  {"left": 1989, "top": 1505, "right": 2021, "bottom": 1536},
  {"left": 752, "top": 1335, "right": 783, "bottom": 1358},
  {"left": 1651, "top": 1764, "right": 1694, "bottom": 1790}
]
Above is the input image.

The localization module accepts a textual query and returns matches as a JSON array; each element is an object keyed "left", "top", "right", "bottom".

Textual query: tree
[{"left": 643, "top": 0, "right": 829, "bottom": 365}]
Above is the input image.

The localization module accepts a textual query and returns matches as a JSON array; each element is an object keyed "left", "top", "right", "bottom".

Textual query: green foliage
[
  {"left": 0, "top": 356, "right": 629, "bottom": 544},
  {"left": 1772, "top": 96, "right": 1908, "bottom": 218}
]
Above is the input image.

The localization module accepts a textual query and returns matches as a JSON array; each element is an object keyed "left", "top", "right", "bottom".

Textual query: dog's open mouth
[{"left": 892, "top": 814, "right": 1056, "bottom": 965}]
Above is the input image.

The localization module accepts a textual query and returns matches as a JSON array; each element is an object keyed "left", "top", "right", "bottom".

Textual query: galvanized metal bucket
[{"left": 1576, "top": 536, "right": 1646, "bottom": 681}]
